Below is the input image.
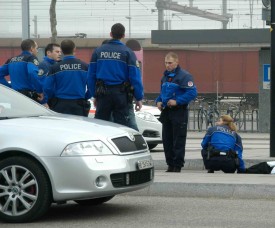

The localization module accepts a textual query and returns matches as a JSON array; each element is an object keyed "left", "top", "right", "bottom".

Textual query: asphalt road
[{"left": 2, "top": 195, "right": 275, "bottom": 227}]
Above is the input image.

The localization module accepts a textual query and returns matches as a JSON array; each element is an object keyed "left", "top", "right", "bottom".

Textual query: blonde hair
[{"left": 221, "top": 115, "right": 237, "bottom": 132}]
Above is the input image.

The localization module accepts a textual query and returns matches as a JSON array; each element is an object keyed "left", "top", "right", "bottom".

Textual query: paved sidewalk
[{"left": 125, "top": 132, "right": 275, "bottom": 199}]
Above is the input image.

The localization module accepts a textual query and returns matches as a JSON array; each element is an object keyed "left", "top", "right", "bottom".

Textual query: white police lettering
[
  {"left": 60, "top": 64, "right": 81, "bottom": 70},
  {"left": 217, "top": 126, "right": 234, "bottom": 135},
  {"left": 10, "top": 56, "right": 24, "bottom": 62},
  {"left": 100, "top": 52, "right": 121, "bottom": 59}
]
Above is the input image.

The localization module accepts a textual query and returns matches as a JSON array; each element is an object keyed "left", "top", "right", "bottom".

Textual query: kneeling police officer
[{"left": 201, "top": 115, "right": 245, "bottom": 173}]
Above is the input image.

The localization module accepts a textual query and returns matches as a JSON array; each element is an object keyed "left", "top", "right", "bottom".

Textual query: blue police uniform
[
  {"left": 44, "top": 56, "right": 91, "bottom": 116},
  {"left": 156, "top": 66, "right": 197, "bottom": 170},
  {"left": 87, "top": 39, "right": 143, "bottom": 127},
  {"left": 38, "top": 56, "right": 56, "bottom": 81},
  {"left": 201, "top": 125, "right": 245, "bottom": 173},
  {"left": 38, "top": 56, "right": 57, "bottom": 104},
  {"left": 0, "top": 51, "right": 43, "bottom": 101},
  {"left": 0, "top": 66, "right": 11, "bottom": 88}
]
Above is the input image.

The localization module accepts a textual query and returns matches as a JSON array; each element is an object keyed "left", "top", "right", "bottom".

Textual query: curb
[
  {"left": 153, "top": 159, "right": 272, "bottom": 171},
  {"left": 124, "top": 171, "right": 275, "bottom": 199},
  {"left": 126, "top": 182, "right": 275, "bottom": 199}
]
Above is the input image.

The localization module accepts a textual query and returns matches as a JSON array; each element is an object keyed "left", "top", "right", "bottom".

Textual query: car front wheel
[{"left": 0, "top": 156, "right": 52, "bottom": 223}]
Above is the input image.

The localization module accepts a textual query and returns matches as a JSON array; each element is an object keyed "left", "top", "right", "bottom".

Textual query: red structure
[{"left": 0, "top": 47, "right": 259, "bottom": 96}]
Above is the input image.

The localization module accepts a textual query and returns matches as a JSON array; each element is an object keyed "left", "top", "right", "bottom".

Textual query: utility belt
[
  {"left": 95, "top": 80, "right": 134, "bottom": 103},
  {"left": 18, "top": 89, "right": 39, "bottom": 102},
  {"left": 48, "top": 97, "right": 91, "bottom": 117},
  {"left": 206, "top": 145, "right": 239, "bottom": 167}
]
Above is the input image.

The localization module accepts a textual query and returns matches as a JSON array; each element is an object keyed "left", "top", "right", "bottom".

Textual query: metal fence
[
  {"left": 144, "top": 95, "right": 259, "bottom": 132},
  {"left": 187, "top": 96, "right": 259, "bottom": 132}
]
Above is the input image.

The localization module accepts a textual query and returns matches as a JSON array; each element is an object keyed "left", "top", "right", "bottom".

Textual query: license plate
[{"left": 137, "top": 159, "right": 153, "bottom": 170}]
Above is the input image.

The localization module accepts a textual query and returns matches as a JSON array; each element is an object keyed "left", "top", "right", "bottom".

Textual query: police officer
[
  {"left": 38, "top": 43, "right": 62, "bottom": 105},
  {"left": 0, "top": 39, "right": 44, "bottom": 102},
  {"left": 38, "top": 43, "right": 62, "bottom": 80},
  {"left": 156, "top": 52, "right": 197, "bottom": 172},
  {"left": 44, "top": 39, "right": 91, "bottom": 116},
  {"left": 201, "top": 115, "right": 246, "bottom": 173},
  {"left": 87, "top": 23, "right": 143, "bottom": 127}
]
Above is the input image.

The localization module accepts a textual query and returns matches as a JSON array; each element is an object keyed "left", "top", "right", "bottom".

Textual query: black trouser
[
  {"left": 161, "top": 106, "right": 188, "bottom": 168},
  {"left": 95, "top": 86, "right": 129, "bottom": 127},
  {"left": 49, "top": 98, "right": 90, "bottom": 117},
  {"left": 201, "top": 149, "right": 237, "bottom": 173}
]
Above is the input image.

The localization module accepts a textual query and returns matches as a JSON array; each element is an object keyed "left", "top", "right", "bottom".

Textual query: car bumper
[
  {"left": 137, "top": 120, "right": 163, "bottom": 144},
  {"left": 41, "top": 152, "right": 154, "bottom": 201}
]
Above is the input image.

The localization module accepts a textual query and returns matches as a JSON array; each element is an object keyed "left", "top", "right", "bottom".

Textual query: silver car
[{"left": 0, "top": 85, "right": 154, "bottom": 223}]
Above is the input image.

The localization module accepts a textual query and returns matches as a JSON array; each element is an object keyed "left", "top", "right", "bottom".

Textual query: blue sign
[{"left": 263, "top": 64, "right": 270, "bottom": 89}]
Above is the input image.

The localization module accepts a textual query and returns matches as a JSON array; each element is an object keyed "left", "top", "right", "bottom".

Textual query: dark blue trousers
[
  {"left": 162, "top": 107, "right": 188, "bottom": 168},
  {"left": 201, "top": 149, "right": 237, "bottom": 173},
  {"left": 95, "top": 87, "right": 129, "bottom": 127},
  {"left": 50, "top": 98, "right": 87, "bottom": 117}
]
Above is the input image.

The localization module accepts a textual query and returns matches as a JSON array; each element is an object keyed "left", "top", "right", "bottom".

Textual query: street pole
[
  {"left": 128, "top": 0, "right": 131, "bottom": 38},
  {"left": 21, "top": 0, "right": 30, "bottom": 40},
  {"left": 270, "top": 0, "right": 275, "bottom": 156}
]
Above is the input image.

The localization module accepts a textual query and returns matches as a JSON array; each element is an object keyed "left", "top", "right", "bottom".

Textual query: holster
[
  {"left": 95, "top": 80, "right": 107, "bottom": 97},
  {"left": 159, "top": 108, "right": 168, "bottom": 124},
  {"left": 124, "top": 82, "right": 134, "bottom": 103},
  {"left": 77, "top": 99, "right": 91, "bottom": 117}
]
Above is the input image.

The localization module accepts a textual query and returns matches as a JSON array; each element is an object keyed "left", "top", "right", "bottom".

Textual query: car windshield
[{"left": 0, "top": 85, "right": 53, "bottom": 119}]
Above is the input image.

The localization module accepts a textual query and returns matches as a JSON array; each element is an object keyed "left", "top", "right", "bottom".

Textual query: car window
[{"left": 0, "top": 85, "right": 53, "bottom": 118}]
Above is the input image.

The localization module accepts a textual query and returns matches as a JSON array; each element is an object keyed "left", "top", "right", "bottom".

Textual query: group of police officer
[
  {"left": 0, "top": 23, "right": 143, "bottom": 122},
  {"left": 0, "top": 22, "right": 246, "bottom": 174}
]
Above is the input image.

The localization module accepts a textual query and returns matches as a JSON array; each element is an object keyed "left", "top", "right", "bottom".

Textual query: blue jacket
[
  {"left": 155, "top": 66, "right": 197, "bottom": 107},
  {"left": 0, "top": 66, "right": 11, "bottom": 88},
  {"left": 38, "top": 56, "right": 56, "bottom": 80},
  {"left": 87, "top": 39, "right": 143, "bottom": 101},
  {"left": 38, "top": 56, "right": 57, "bottom": 104},
  {"left": 201, "top": 125, "right": 245, "bottom": 172},
  {"left": 0, "top": 51, "right": 42, "bottom": 93},
  {"left": 44, "top": 56, "right": 91, "bottom": 101}
]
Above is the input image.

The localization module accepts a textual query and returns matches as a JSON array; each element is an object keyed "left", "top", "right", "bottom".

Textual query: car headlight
[
  {"left": 135, "top": 111, "right": 159, "bottom": 123},
  {"left": 61, "top": 141, "right": 113, "bottom": 156}
]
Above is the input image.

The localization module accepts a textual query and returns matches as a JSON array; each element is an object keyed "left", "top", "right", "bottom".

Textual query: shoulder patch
[
  {"left": 187, "top": 81, "right": 193, "bottom": 87},
  {"left": 38, "top": 69, "right": 44, "bottom": 76},
  {"left": 33, "top": 59, "right": 39, "bottom": 66},
  {"left": 136, "top": 60, "right": 140, "bottom": 68}
]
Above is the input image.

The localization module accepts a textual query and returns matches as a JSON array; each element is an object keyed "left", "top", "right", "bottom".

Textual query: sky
[{"left": 0, "top": 0, "right": 268, "bottom": 39}]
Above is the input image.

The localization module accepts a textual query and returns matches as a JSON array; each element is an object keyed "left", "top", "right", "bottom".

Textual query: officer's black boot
[{"left": 166, "top": 166, "right": 174, "bottom": 172}]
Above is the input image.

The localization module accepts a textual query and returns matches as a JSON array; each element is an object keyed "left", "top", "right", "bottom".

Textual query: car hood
[
  {"left": 0, "top": 114, "right": 138, "bottom": 156},
  {"left": 1, "top": 114, "right": 136, "bottom": 138}
]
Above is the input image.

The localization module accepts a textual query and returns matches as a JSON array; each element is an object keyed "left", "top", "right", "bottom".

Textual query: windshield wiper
[
  {"left": 0, "top": 117, "right": 10, "bottom": 120},
  {"left": 0, "top": 117, "right": 18, "bottom": 120}
]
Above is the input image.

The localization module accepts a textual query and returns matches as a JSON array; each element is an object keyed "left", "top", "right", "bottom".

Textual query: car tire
[
  {"left": 74, "top": 196, "right": 115, "bottom": 206},
  {"left": 0, "top": 156, "right": 52, "bottom": 223},
  {"left": 148, "top": 144, "right": 158, "bottom": 150}
]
